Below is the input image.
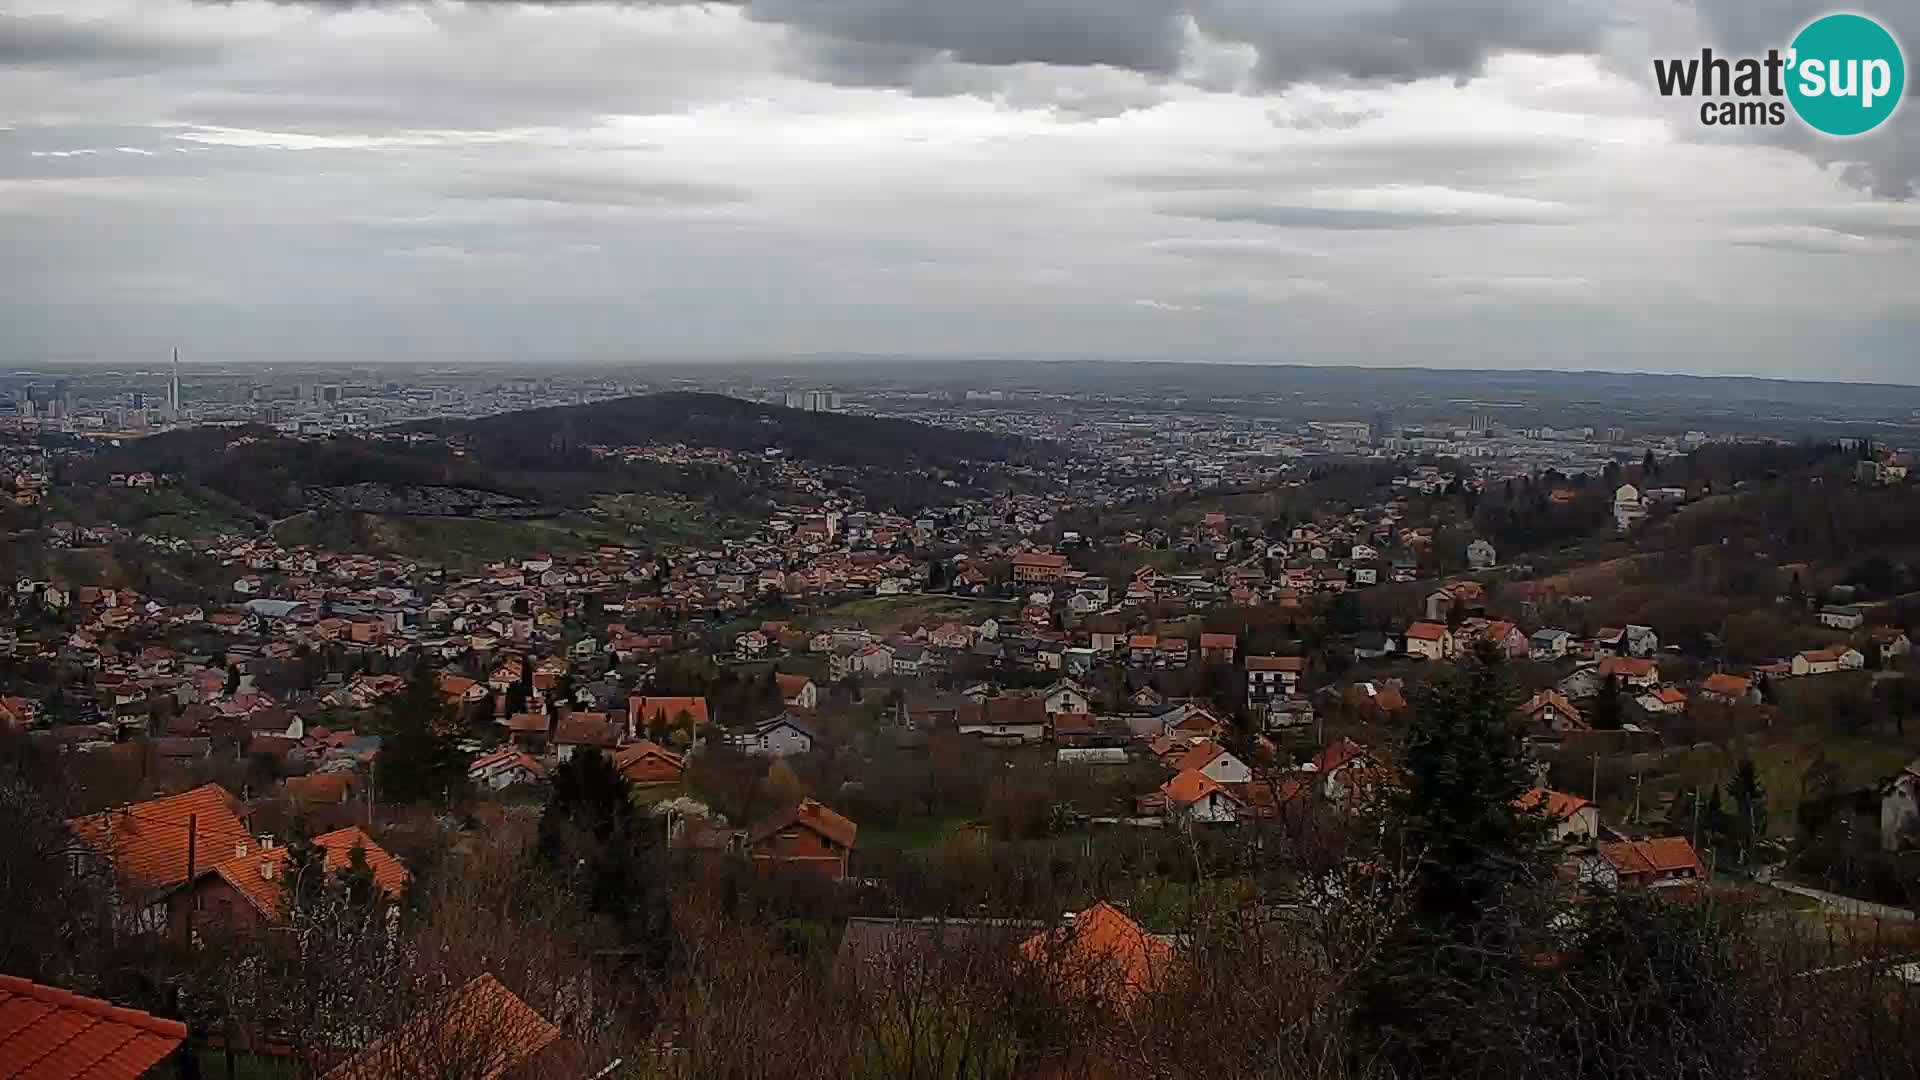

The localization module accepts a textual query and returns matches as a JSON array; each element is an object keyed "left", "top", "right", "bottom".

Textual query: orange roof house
[
  {"left": 0, "top": 974, "right": 187, "bottom": 1080},
  {"left": 193, "top": 827, "right": 409, "bottom": 931},
  {"left": 68, "top": 783, "right": 250, "bottom": 897},
  {"left": 745, "top": 798, "right": 858, "bottom": 881},
  {"left": 1699, "top": 673, "right": 1753, "bottom": 701},
  {"left": 627, "top": 696, "right": 711, "bottom": 738},
  {"left": 1019, "top": 902, "right": 1175, "bottom": 1010},
  {"left": 322, "top": 974, "right": 564, "bottom": 1080},
  {"left": 611, "top": 741, "right": 684, "bottom": 786},
  {"left": 1593, "top": 837, "right": 1702, "bottom": 887}
]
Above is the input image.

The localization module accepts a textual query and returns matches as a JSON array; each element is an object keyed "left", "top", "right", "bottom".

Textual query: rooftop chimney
[
  {"left": 258, "top": 860, "right": 275, "bottom": 881},
  {"left": 233, "top": 840, "right": 249, "bottom": 860}
]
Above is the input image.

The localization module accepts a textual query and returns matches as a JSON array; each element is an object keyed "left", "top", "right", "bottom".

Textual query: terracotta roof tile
[
  {"left": 208, "top": 827, "right": 408, "bottom": 921},
  {"left": 67, "top": 784, "right": 250, "bottom": 894},
  {"left": 322, "top": 974, "right": 559, "bottom": 1080},
  {"left": 0, "top": 974, "right": 186, "bottom": 1080},
  {"left": 747, "top": 798, "right": 858, "bottom": 849}
]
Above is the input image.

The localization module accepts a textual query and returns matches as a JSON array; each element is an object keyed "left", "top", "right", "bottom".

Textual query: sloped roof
[
  {"left": 1173, "top": 741, "right": 1230, "bottom": 774},
  {"left": 0, "top": 974, "right": 187, "bottom": 1080},
  {"left": 1514, "top": 787, "right": 1592, "bottom": 821},
  {"left": 1246, "top": 655, "right": 1304, "bottom": 672},
  {"left": 1312, "top": 737, "right": 1371, "bottom": 774},
  {"left": 1405, "top": 622, "right": 1449, "bottom": 642},
  {"left": 1700, "top": 673, "right": 1752, "bottom": 697},
  {"left": 1598, "top": 837, "right": 1701, "bottom": 878},
  {"left": 321, "top": 974, "right": 560, "bottom": 1080},
  {"left": 627, "top": 696, "right": 710, "bottom": 728},
  {"left": 506, "top": 712, "right": 550, "bottom": 735},
  {"left": 1019, "top": 902, "right": 1175, "bottom": 1008},
  {"left": 1160, "top": 768, "right": 1235, "bottom": 806},
  {"left": 209, "top": 827, "right": 409, "bottom": 920},
  {"left": 551, "top": 712, "right": 617, "bottom": 748},
  {"left": 747, "top": 798, "right": 858, "bottom": 849},
  {"left": 67, "top": 784, "right": 250, "bottom": 894}
]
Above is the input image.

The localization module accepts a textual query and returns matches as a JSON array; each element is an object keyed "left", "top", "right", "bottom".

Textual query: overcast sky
[{"left": 2, "top": 0, "right": 1917, "bottom": 380}]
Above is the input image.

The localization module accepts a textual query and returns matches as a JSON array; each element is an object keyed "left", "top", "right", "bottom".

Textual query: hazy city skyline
[{"left": 4, "top": 0, "right": 1917, "bottom": 380}]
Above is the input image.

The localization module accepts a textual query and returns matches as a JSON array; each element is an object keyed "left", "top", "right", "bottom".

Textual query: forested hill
[{"left": 409, "top": 392, "right": 1058, "bottom": 471}]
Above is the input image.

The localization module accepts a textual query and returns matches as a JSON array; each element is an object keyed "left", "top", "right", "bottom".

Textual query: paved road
[{"left": 1770, "top": 879, "right": 1915, "bottom": 921}]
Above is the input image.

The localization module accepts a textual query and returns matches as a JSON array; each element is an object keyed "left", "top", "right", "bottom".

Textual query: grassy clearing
[
  {"left": 858, "top": 815, "right": 974, "bottom": 851},
  {"left": 1609, "top": 723, "right": 1920, "bottom": 837},
  {"left": 274, "top": 511, "right": 629, "bottom": 567},
  {"left": 593, "top": 493, "right": 753, "bottom": 546},
  {"left": 816, "top": 594, "right": 1012, "bottom": 635}
]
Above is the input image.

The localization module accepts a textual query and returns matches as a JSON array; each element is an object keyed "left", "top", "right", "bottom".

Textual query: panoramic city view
[{"left": 3, "top": 0, "right": 1919, "bottom": 1078}]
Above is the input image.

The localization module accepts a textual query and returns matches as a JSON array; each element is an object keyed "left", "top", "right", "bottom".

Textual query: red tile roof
[
  {"left": 209, "top": 827, "right": 409, "bottom": 920},
  {"left": 321, "top": 974, "right": 559, "bottom": 1080},
  {"left": 611, "top": 741, "right": 684, "bottom": 785},
  {"left": 1198, "top": 633, "right": 1236, "bottom": 650},
  {"left": 1599, "top": 656, "right": 1656, "bottom": 679},
  {"left": 1011, "top": 552, "right": 1069, "bottom": 570},
  {"left": 1246, "top": 655, "right": 1304, "bottom": 672},
  {"left": 1599, "top": 837, "right": 1701, "bottom": 880},
  {"left": 1160, "top": 768, "right": 1232, "bottom": 806},
  {"left": 1312, "top": 737, "right": 1370, "bottom": 775},
  {"left": 1172, "top": 741, "right": 1229, "bottom": 774},
  {"left": 0, "top": 974, "right": 187, "bottom": 1080},
  {"left": 67, "top": 783, "right": 250, "bottom": 894},
  {"left": 1700, "top": 673, "right": 1752, "bottom": 698},
  {"left": 1514, "top": 787, "right": 1592, "bottom": 821},
  {"left": 627, "top": 696, "right": 710, "bottom": 730},
  {"left": 1405, "top": 622, "right": 1449, "bottom": 642},
  {"left": 551, "top": 712, "right": 618, "bottom": 748},
  {"left": 747, "top": 798, "right": 858, "bottom": 850},
  {"left": 1020, "top": 902, "right": 1174, "bottom": 1009}
]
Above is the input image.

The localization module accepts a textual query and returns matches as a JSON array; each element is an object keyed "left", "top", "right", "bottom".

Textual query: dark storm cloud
[
  {"left": 225, "top": 0, "right": 1617, "bottom": 88},
  {"left": 0, "top": 13, "right": 222, "bottom": 70},
  {"left": 1193, "top": 0, "right": 1617, "bottom": 87},
  {"left": 1688, "top": 0, "right": 1919, "bottom": 199},
  {"left": 750, "top": 0, "right": 1186, "bottom": 74}
]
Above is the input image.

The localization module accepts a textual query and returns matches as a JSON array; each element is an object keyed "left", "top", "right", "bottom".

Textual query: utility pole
[
  {"left": 1691, "top": 790, "right": 1701, "bottom": 855},
  {"left": 1590, "top": 753, "right": 1599, "bottom": 809},
  {"left": 183, "top": 814, "right": 197, "bottom": 944}
]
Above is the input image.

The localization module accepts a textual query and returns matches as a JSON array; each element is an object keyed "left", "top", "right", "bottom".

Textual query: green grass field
[
  {"left": 857, "top": 815, "right": 974, "bottom": 851},
  {"left": 593, "top": 493, "right": 753, "bottom": 545}
]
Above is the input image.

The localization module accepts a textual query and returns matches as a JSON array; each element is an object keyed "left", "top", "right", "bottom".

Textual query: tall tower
[{"left": 168, "top": 348, "right": 182, "bottom": 418}]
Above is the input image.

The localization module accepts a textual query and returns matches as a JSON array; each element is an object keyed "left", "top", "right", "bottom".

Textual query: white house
[
  {"left": 1042, "top": 680, "right": 1091, "bottom": 716},
  {"left": 1529, "top": 628, "right": 1572, "bottom": 661},
  {"left": 1160, "top": 770, "right": 1244, "bottom": 824},
  {"left": 1881, "top": 759, "right": 1920, "bottom": 852},
  {"left": 1403, "top": 622, "right": 1454, "bottom": 661},
  {"left": 1516, "top": 787, "right": 1601, "bottom": 843},
  {"left": 1791, "top": 647, "right": 1864, "bottom": 676},
  {"left": 1614, "top": 484, "right": 1645, "bottom": 531},
  {"left": 737, "top": 713, "right": 816, "bottom": 757},
  {"left": 1174, "top": 741, "right": 1252, "bottom": 785},
  {"left": 469, "top": 748, "right": 545, "bottom": 790},
  {"left": 1818, "top": 605, "right": 1866, "bottom": 630},
  {"left": 1466, "top": 539, "right": 1497, "bottom": 570}
]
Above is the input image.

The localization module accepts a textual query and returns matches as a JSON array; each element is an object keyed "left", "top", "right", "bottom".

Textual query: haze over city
[{"left": 4, "top": 0, "right": 1919, "bottom": 379}]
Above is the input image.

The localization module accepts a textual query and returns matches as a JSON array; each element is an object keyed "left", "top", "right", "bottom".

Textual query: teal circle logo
[{"left": 1786, "top": 13, "right": 1905, "bottom": 136}]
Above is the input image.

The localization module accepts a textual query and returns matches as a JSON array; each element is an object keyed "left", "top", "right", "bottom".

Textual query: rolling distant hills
[
  {"left": 63, "top": 394, "right": 1049, "bottom": 533},
  {"left": 408, "top": 391, "right": 1057, "bottom": 472}
]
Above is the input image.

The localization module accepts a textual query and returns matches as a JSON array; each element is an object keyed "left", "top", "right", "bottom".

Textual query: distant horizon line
[{"left": 5, "top": 355, "right": 1919, "bottom": 392}]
